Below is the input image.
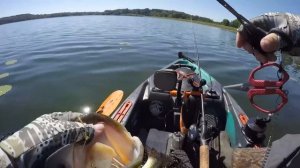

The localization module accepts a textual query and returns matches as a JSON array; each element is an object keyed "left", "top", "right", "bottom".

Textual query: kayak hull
[{"left": 111, "top": 54, "right": 253, "bottom": 167}]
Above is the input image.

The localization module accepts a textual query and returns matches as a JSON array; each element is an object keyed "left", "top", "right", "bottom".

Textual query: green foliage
[
  {"left": 221, "top": 19, "right": 230, "bottom": 26},
  {"left": 0, "top": 9, "right": 216, "bottom": 26},
  {"left": 229, "top": 19, "right": 241, "bottom": 28},
  {"left": 0, "top": 9, "right": 238, "bottom": 29}
]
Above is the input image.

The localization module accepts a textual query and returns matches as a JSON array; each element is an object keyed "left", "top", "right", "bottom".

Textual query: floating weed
[
  {"left": 0, "top": 73, "right": 9, "bottom": 79},
  {"left": 0, "top": 85, "right": 12, "bottom": 96},
  {"left": 5, "top": 59, "right": 18, "bottom": 65},
  {"left": 119, "top": 42, "right": 129, "bottom": 46}
]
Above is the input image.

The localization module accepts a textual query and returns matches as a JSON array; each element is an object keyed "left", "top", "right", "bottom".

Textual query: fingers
[
  {"left": 237, "top": 32, "right": 278, "bottom": 63},
  {"left": 93, "top": 122, "right": 105, "bottom": 136},
  {"left": 86, "top": 122, "right": 105, "bottom": 146},
  {"left": 236, "top": 32, "right": 246, "bottom": 48},
  {"left": 253, "top": 50, "right": 267, "bottom": 63},
  {"left": 260, "top": 33, "right": 280, "bottom": 52},
  {"left": 242, "top": 42, "right": 254, "bottom": 54}
]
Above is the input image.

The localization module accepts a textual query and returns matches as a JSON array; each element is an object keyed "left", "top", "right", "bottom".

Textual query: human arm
[{"left": 0, "top": 112, "right": 103, "bottom": 168}]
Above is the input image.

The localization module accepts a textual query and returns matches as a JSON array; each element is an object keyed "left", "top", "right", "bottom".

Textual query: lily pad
[
  {"left": 0, "top": 85, "right": 12, "bottom": 96},
  {"left": 0, "top": 73, "right": 9, "bottom": 79},
  {"left": 5, "top": 59, "right": 18, "bottom": 65}
]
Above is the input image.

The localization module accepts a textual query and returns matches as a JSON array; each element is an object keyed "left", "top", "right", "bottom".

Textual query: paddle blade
[{"left": 96, "top": 90, "right": 124, "bottom": 116}]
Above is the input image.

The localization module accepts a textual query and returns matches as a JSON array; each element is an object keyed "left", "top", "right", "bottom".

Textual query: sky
[{"left": 0, "top": 0, "right": 300, "bottom": 22}]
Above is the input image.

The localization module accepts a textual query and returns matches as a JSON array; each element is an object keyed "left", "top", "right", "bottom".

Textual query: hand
[
  {"left": 0, "top": 112, "right": 102, "bottom": 168},
  {"left": 236, "top": 31, "right": 278, "bottom": 63},
  {"left": 236, "top": 13, "right": 300, "bottom": 63}
]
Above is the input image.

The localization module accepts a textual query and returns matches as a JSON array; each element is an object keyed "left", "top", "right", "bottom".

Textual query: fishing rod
[
  {"left": 199, "top": 93, "right": 209, "bottom": 168},
  {"left": 189, "top": 17, "right": 210, "bottom": 167},
  {"left": 216, "top": 0, "right": 267, "bottom": 54}
]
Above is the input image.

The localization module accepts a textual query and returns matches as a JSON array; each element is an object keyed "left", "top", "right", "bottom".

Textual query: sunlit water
[{"left": 0, "top": 16, "right": 299, "bottom": 141}]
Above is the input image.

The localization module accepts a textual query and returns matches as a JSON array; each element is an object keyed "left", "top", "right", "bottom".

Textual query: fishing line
[
  {"left": 190, "top": 17, "right": 200, "bottom": 66},
  {"left": 190, "top": 16, "right": 202, "bottom": 79},
  {"left": 275, "top": 52, "right": 288, "bottom": 110}
]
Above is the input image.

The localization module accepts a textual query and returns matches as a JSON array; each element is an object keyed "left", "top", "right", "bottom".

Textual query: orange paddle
[{"left": 96, "top": 90, "right": 124, "bottom": 116}]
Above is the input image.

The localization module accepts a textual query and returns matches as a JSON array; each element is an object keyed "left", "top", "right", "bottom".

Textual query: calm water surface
[{"left": 0, "top": 16, "right": 299, "bottom": 140}]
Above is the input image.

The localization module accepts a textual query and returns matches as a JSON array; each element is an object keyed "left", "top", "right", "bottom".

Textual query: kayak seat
[
  {"left": 148, "top": 69, "right": 177, "bottom": 118},
  {"left": 153, "top": 69, "right": 177, "bottom": 91}
]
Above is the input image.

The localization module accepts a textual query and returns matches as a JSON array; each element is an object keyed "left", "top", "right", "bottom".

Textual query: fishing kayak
[{"left": 109, "top": 52, "right": 267, "bottom": 167}]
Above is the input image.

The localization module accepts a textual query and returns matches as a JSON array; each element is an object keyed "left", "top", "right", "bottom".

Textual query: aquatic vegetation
[
  {"left": 0, "top": 85, "right": 12, "bottom": 96},
  {"left": 5, "top": 59, "right": 18, "bottom": 65},
  {"left": 0, "top": 73, "right": 9, "bottom": 79},
  {"left": 119, "top": 42, "right": 130, "bottom": 46}
]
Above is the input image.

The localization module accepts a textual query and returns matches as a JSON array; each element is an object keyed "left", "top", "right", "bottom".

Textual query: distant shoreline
[
  {"left": 155, "top": 17, "right": 236, "bottom": 32},
  {"left": 0, "top": 9, "right": 238, "bottom": 32}
]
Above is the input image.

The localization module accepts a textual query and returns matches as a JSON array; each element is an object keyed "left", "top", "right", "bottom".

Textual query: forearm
[{"left": 0, "top": 112, "right": 94, "bottom": 168}]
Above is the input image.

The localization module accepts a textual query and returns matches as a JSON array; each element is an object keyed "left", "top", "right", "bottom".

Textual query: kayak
[{"left": 109, "top": 52, "right": 267, "bottom": 167}]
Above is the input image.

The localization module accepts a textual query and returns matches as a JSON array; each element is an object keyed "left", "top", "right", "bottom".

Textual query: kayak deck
[{"left": 111, "top": 53, "right": 251, "bottom": 167}]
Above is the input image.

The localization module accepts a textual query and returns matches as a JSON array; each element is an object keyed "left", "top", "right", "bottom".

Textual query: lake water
[{"left": 0, "top": 16, "right": 299, "bottom": 141}]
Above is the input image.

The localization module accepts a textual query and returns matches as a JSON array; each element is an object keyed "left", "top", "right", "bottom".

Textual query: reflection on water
[{"left": 283, "top": 54, "right": 300, "bottom": 83}]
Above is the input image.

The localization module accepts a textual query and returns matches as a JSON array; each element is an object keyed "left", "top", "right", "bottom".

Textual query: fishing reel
[{"left": 242, "top": 116, "right": 271, "bottom": 144}]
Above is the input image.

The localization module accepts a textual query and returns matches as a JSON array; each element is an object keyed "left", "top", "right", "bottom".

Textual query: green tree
[
  {"left": 221, "top": 19, "right": 230, "bottom": 26},
  {"left": 230, "top": 19, "right": 241, "bottom": 28}
]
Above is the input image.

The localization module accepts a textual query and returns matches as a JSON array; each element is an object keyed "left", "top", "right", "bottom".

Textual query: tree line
[{"left": 0, "top": 8, "right": 240, "bottom": 28}]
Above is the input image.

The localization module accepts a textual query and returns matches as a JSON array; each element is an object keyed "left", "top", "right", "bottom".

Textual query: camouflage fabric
[
  {"left": 0, "top": 148, "right": 12, "bottom": 168},
  {"left": 0, "top": 112, "right": 94, "bottom": 168},
  {"left": 238, "top": 13, "right": 300, "bottom": 54}
]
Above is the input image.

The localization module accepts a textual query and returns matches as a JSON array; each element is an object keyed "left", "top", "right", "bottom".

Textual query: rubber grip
[{"left": 249, "top": 62, "right": 289, "bottom": 88}]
